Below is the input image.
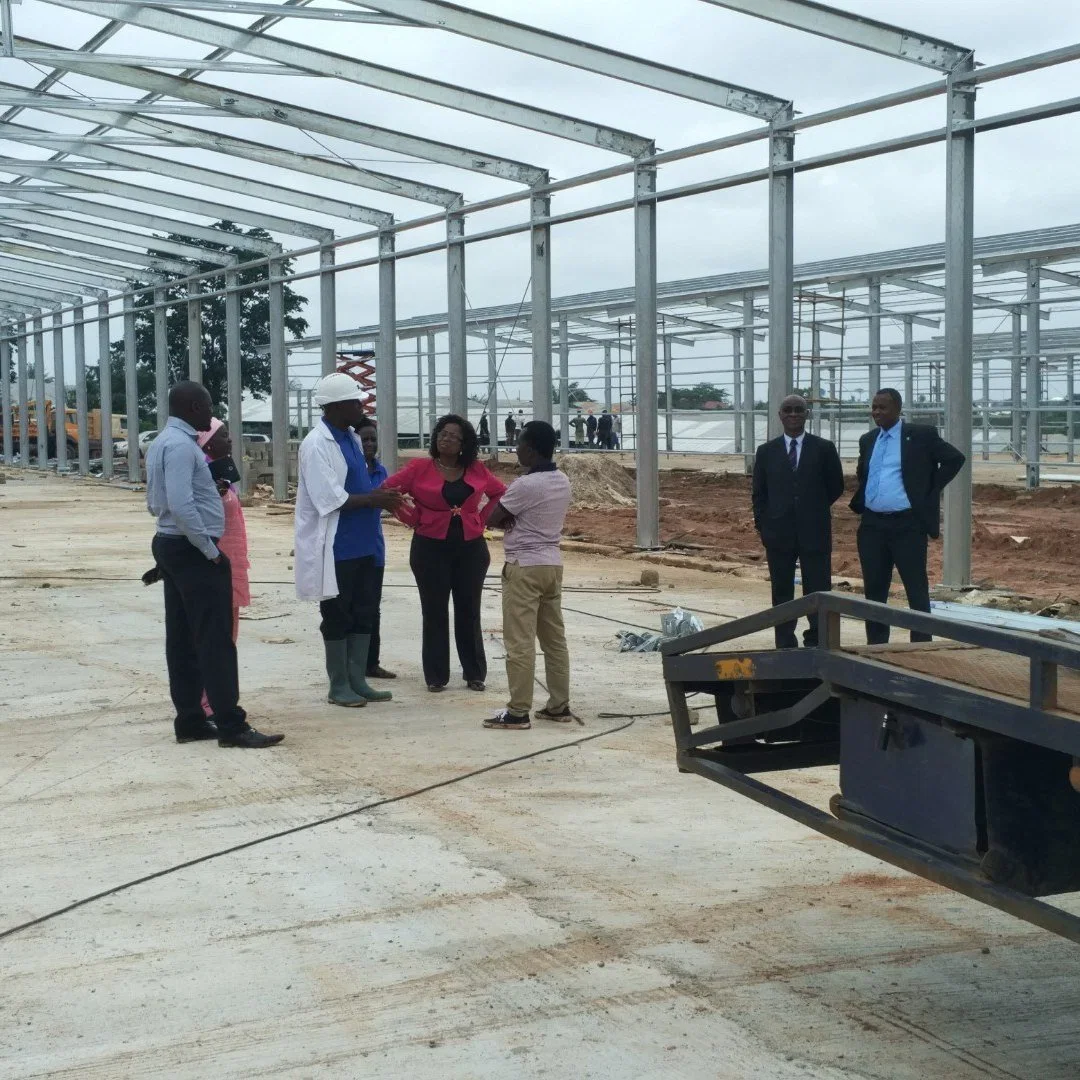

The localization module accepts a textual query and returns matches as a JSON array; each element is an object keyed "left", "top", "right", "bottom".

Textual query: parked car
[
  {"left": 242, "top": 433, "right": 270, "bottom": 444},
  {"left": 113, "top": 430, "right": 158, "bottom": 458}
]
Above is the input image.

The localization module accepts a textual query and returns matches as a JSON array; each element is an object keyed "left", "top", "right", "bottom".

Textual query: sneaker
[
  {"left": 535, "top": 704, "right": 575, "bottom": 723},
  {"left": 483, "top": 709, "right": 531, "bottom": 730}
]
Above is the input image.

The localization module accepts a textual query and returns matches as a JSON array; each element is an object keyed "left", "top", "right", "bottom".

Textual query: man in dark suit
[
  {"left": 752, "top": 394, "right": 845, "bottom": 649},
  {"left": 850, "top": 388, "right": 965, "bottom": 644}
]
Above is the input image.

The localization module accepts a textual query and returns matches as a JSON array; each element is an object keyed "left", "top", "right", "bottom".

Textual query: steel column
[
  {"left": 187, "top": 297, "right": 201, "bottom": 382},
  {"left": 446, "top": 212, "right": 467, "bottom": 416},
  {"left": 98, "top": 300, "right": 113, "bottom": 480},
  {"left": 154, "top": 287, "right": 169, "bottom": 430},
  {"left": 767, "top": 116, "right": 794, "bottom": 440},
  {"left": 51, "top": 310, "right": 67, "bottom": 472},
  {"left": 603, "top": 343, "right": 612, "bottom": 412},
  {"left": 123, "top": 293, "right": 140, "bottom": 484},
  {"left": 809, "top": 324, "right": 821, "bottom": 437},
  {"left": 1025, "top": 264, "right": 1041, "bottom": 489},
  {"left": 742, "top": 294, "right": 756, "bottom": 472},
  {"left": 1068, "top": 355, "right": 1076, "bottom": 464},
  {"left": 417, "top": 336, "right": 426, "bottom": 450},
  {"left": 634, "top": 161, "right": 659, "bottom": 549},
  {"left": 982, "top": 357, "right": 990, "bottom": 460},
  {"left": 530, "top": 188, "right": 552, "bottom": 423},
  {"left": 867, "top": 277, "right": 881, "bottom": 421},
  {"left": 269, "top": 258, "right": 288, "bottom": 502},
  {"left": 903, "top": 316, "right": 914, "bottom": 420},
  {"left": 663, "top": 334, "right": 674, "bottom": 452},
  {"left": 486, "top": 325, "right": 497, "bottom": 456},
  {"left": 1011, "top": 310, "right": 1022, "bottom": 459},
  {"left": 320, "top": 245, "right": 337, "bottom": 376},
  {"left": 426, "top": 331, "right": 436, "bottom": 444},
  {"left": 33, "top": 315, "right": 45, "bottom": 470},
  {"left": 295, "top": 385, "right": 304, "bottom": 438},
  {"left": 558, "top": 315, "right": 570, "bottom": 453},
  {"left": 942, "top": 58, "right": 976, "bottom": 588},
  {"left": 73, "top": 304, "right": 88, "bottom": 476},
  {"left": 16, "top": 319, "right": 28, "bottom": 469},
  {"left": 378, "top": 230, "right": 398, "bottom": 474},
  {"left": 225, "top": 268, "right": 243, "bottom": 493},
  {"left": 732, "top": 330, "right": 743, "bottom": 454},
  {"left": 0, "top": 334, "right": 11, "bottom": 465}
]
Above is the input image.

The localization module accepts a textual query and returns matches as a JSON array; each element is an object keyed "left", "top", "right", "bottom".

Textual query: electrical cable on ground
[{"left": 0, "top": 716, "right": 637, "bottom": 945}]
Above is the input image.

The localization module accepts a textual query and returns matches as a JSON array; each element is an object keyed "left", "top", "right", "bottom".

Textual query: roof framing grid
[
  {"left": 0, "top": 226, "right": 197, "bottom": 274},
  {"left": 0, "top": 258, "right": 116, "bottom": 295}
]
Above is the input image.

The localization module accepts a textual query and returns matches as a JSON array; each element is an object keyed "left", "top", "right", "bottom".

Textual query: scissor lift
[{"left": 661, "top": 593, "right": 1080, "bottom": 943}]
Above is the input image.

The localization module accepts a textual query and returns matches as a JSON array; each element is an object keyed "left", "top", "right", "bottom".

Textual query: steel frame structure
[{"left": 0, "top": 1, "right": 1076, "bottom": 588}]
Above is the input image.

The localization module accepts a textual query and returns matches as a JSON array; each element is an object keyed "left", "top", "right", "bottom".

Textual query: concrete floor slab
[{"left": 2, "top": 473, "right": 1080, "bottom": 1078}]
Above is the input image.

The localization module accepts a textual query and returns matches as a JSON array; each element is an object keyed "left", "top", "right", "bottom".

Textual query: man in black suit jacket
[
  {"left": 850, "top": 388, "right": 966, "bottom": 644},
  {"left": 752, "top": 394, "right": 845, "bottom": 648}
]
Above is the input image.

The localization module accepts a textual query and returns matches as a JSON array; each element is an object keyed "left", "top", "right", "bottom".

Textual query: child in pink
[{"left": 198, "top": 418, "right": 250, "bottom": 716}]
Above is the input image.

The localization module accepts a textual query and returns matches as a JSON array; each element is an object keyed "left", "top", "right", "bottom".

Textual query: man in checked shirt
[{"left": 145, "top": 381, "right": 283, "bottom": 749}]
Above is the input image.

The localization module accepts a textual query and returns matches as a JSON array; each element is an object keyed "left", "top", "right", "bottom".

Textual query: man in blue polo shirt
[{"left": 295, "top": 373, "right": 403, "bottom": 707}]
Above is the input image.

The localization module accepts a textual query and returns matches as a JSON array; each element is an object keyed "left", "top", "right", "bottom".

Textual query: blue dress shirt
[{"left": 865, "top": 419, "right": 911, "bottom": 513}]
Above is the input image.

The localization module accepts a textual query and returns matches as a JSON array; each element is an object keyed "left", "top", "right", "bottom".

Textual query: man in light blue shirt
[
  {"left": 146, "top": 381, "right": 283, "bottom": 749},
  {"left": 864, "top": 417, "right": 910, "bottom": 514}
]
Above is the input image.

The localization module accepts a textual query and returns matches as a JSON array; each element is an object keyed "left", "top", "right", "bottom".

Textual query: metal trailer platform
[{"left": 661, "top": 593, "right": 1080, "bottom": 944}]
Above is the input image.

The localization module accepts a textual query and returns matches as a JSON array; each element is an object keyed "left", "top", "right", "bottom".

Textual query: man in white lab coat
[{"left": 295, "top": 373, "right": 404, "bottom": 707}]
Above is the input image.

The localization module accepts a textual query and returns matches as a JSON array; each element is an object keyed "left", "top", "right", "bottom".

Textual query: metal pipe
[
  {"left": 742, "top": 295, "right": 756, "bottom": 473},
  {"left": 1068, "top": 354, "right": 1076, "bottom": 464},
  {"left": 603, "top": 342, "right": 612, "bottom": 412},
  {"left": 767, "top": 118, "right": 795, "bottom": 440},
  {"left": 809, "top": 324, "right": 821, "bottom": 438},
  {"left": 446, "top": 212, "right": 467, "bottom": 416},
  {"left": 52, "top": 309, "right": 67, "bottom": 472},
  {"left": 225, "top": 268, "right": 243, "bottom": 493},
  {"left": 663, "top": 333, "right": 674, "bottom": 453},
  {"left": 1011, "top": 310, "right": 1022, "bottom": 460},
  {"left": 867, "top": 277, "right": 881, "bottom": 426},
  {"left": 269, "top": 258, "right": 288, "bottom": 502},
  {"left": 187, "top": 297, "right": 201, "bottom": 383},
  {"left": 378, "top": 230, "right": 398, "bottom": 474},
  {"left": 123, "top": 293, "right": 140, "bottom": 484},
  {"left": 417, "top": 336, "right": 425, "bottom": 452},
  {"left": 33, "top": 315, "right": 45, "bottom": 470},
  {"left": 486, "top": 326, "right": 497, "bottom": 457},
  {"left": 0, "top": 334, "right": 10, "bottom": 464},
  {"left": 634, "top": 161, "right": 659, "bottom": 549},
  {"left": 98, "top": 300, "right": 113, "bottom": 480},
  {"left": 73, "top": 304, "right": 88, "bottom": 476},
  {"left": 982, "top": 357, "right": 990, "bottom": 460},
  {"left": 530, "top": 188, "right": 552, "bottom": 423},
  {"left": 154, "top": 286, "right": 168, "bottom": 431},
  {"left": 732, "top": 330, "right": 742, "bottom": 454},
  {"left": 319, "top": 244, "right": 337, "bottom": 376},
  {"left": 1026, "top": 264, "right": 1041, "bottom": 489},
  {"left": 558, "top": 314, "right": 569, "bottom": 454},
  {"left": 903, "top": 316, "right": 914, "bottom": 423}
]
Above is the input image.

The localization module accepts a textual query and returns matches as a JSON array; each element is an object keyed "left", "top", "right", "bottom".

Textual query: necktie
[{"left": 787, "top": 437, "right": 798, "bottom": 471}]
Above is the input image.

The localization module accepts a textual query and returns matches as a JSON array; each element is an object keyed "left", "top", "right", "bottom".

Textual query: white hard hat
[{"left": 314, "top": 372, "right": 367, "bottom": 406}]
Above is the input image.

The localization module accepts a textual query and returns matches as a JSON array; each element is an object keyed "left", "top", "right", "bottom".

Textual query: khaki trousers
[{"left": 501, "top": 561, "right": 570, "bottom": 716}]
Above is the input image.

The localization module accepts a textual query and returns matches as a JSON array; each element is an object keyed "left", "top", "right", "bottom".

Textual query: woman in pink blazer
[{"left": 384, "top": 414, "right": 506, "bottom": 692}]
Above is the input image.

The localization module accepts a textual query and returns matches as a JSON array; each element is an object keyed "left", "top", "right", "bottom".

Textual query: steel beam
[
  {"left": 0, "top": 239, "right": 147, "bottom": 283},
  {"left": 767, "top": 116, "right": 794, "bottom": 439},
  {"left": 32, "top": 314, "right": 45, "bottom": 469},
  {"left": 942, "top": 60, "right": 976, "bottom": 588},
  {"left": 556, "top": 314, "right": 569, "bottom": 452},
  {"left": 903, "top": 316, "right": 914, "bottom": 420},
  {"left": 662, "top": 334, "right": 674, "bottom": 452},
  {"left": 447, "top": 213, "right": 467, "bottom": 416},
  {"left": 1011, "top": 310, "right": 1022, "bottom": 459},
  {"left": 0, "top": 282, "right": 80, "bottom": 307},
  {"left": 49, "top": 1, "right": 652, "bottom": 156},
  {"left": 0, "top": 254, "right": 129, "bottom": 293},
  {"left": 52, "top": 308, "right": 67, "bottom": 471},
  {"left": 603, "top": 343, "right": 612, "bottom": 413},
  {"left": 68, "top": 2, "right": 415, "bottom": 25},
  {"left": 732, "top": 329, "right": 742, "bottom": 454},
  {"left": 17, "top": 319, "right": 29, "bottom": 469},
  {"left": 0, "top": 119, "right": 395, "bottom": 228},
  {"left": 123, "top": 292, "right": 140, "bottom": 483},
  {"left": 742, "top": 296, "right": 756, "bottom": 472},
  {"left": 378, "top": 230, "right": 398, "bottom": 473},
  {"left": 25, "top": 49, "right": 544, "bottom": 187},
  {"left": 187, "top": 298, "right": 201, "bottom": 383},
  {"left": 0, "top": 226, "right": 194, "bottom": 275},
  {"left": 1026, "top": 265, "right": 1041, "bottom": 489},
  {"left": 426, "top": 331, "right": 437, "bottom": 438},
  {"left": 634, "top": 161, "right": 659, "bottom": 548},
  {"left": 0, "top": 161, "right": 332, "bottom": 242},
  {"left": 701, "top": 0, "right": 970, "bottom": 72},
  {"left": 361, "top": 0, "right": 789, "bottom": 120},
  {"left": 530, "top": 187, "right": 552, "bottom": 424},
  {"left": 804, "top": 287, "right": 939, "bottom": 329},
  {"left": 867, "top": 278, "right": 881, "bottom": 414},
  {"left": 888, "top": 273, "right": 1048, "bottom": 320},
  {"left": 0, "top": 333, "right": 10, "bottom": 463},
  {"left": 485, "top": 326, "right": 497, "bottom": 455}
]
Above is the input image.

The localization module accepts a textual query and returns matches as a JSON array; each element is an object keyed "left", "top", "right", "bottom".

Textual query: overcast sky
[{"left": 6, "top": 0, "right": 1080, "bottom": 406}]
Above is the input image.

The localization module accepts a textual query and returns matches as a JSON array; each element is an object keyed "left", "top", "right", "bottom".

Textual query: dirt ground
[{"left": 521, "top": 465, "right": 1080, "bottom": 604}]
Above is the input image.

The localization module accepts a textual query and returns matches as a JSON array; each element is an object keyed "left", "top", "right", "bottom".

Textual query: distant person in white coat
[{"left": 294, "top": 373, "right": 404, "bottom": 708}]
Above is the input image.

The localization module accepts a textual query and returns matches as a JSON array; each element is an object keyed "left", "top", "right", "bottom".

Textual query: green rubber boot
[
  {"left": 346, "top": 634, "right": 392, "bottom": 702},
  {"left": 325, "top": 639, "right": 367, "bottom": 707}
]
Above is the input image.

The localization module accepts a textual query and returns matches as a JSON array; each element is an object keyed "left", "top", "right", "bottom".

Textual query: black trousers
[
  {"left": 856, "top": 510, "right": 931, "bottom": 644},
  {"left": 765, "top": 546, "right": 831, "bottom": 648},
  {"left": 320, "top": 555, "right": 380, "bottom": 640},
  {"left": 409, "top": 531, "right": 490, "bottom": 686},
  {"left": 369, "top": 564, "right": 385, "bottom": 670},
  {"left": 152, "top": 534, "right": 246, "bottom": 736}
]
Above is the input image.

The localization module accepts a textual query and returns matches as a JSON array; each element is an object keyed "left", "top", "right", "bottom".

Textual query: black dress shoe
[
  {"left": 467, "top": 680, "right": 486, "bottom": 692},
  {"left": 175, "top": 720, "right": 219, "bottom": 744},
  {"left": 427, "top": 683, "right": 446, "bottom": 693},
  {"left": 367, "top": 665, "right": 397, "bottom": 679},
  {"left": 218, "top": 726, "right": 285, "bottom": 749}
]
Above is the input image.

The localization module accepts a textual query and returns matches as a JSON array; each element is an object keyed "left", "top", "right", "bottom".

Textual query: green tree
[
  {"left": 552, "top": 380, "right": 590, "bottom": 405},
  {"left": 660, "top": 382, "right": 731, "bottom": 409},
  {"left": 87, "top": 222, "right": 308, "bottom": 427}
]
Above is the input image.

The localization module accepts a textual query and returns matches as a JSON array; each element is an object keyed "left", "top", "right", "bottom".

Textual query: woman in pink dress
[{"left": 197, "top": 418, "right": 250, "bottom": 715}]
